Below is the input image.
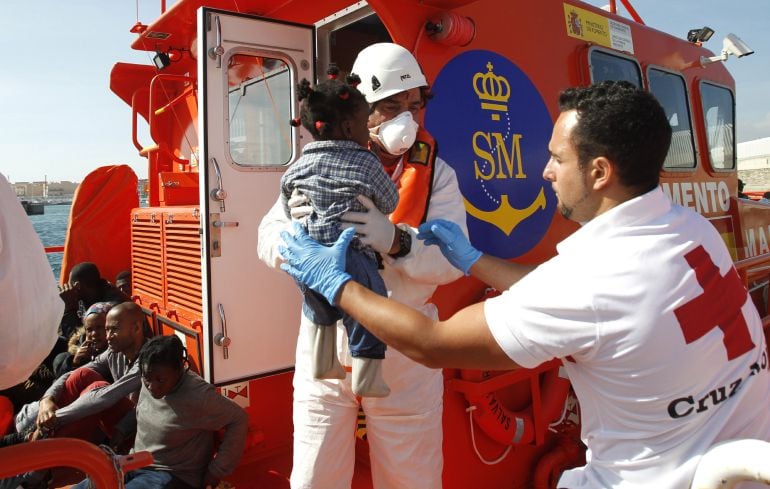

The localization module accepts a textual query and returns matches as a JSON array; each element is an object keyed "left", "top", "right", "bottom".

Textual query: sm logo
[{"left": 425, "top": 50, "right": 555, "bottom": 258}]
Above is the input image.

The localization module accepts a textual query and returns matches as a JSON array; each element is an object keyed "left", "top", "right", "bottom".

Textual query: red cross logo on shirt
[{"left": 674, "top": 245, "right": 755, "bottom": 361}]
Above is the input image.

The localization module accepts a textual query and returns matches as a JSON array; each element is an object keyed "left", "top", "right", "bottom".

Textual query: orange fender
[
  {"left": 460, "top": 365, "right": 571, "bottom": 446},
  {"left": 0, "top": 438, "right": 152, "bottom": 486}
]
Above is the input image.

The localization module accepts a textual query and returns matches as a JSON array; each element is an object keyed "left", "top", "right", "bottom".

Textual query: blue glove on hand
[
  {"left": 279, "top": 222, "right": 354, "bottom": 305},
  {"left": 417, "top": 219, "right": 481, "bottom": 275}
]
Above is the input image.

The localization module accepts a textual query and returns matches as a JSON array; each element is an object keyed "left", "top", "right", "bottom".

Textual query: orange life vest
[{"left": 389, "top": 128, "right": 437, "bottom": 228}]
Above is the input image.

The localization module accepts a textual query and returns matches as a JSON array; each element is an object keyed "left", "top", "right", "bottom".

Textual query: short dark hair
[
  {"left": 558, "top": 81, "right": 672, "bottom": 194},
  {"left": 138, "top": 335, "right": 187, "bottom": 375},
  {"left": 69, "top": 262, "right": 101, "bottom": 288},
  {"left": 297, "top": 78, "right": 368, "bottom": 140}
]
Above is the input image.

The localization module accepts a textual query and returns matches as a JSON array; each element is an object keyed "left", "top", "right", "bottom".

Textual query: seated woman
[
  {"left": 52, "top": 302, "right": 112, "bottom": 378},
  {"left": 73, "top": 335, "right": 248, "bottom": 489}
]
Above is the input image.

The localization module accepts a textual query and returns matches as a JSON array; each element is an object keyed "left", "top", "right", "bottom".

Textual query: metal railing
[{"left": 735, "top": 252, "right": 770, "bottom": 327}]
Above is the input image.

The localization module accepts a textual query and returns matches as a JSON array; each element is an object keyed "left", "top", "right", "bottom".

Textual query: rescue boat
[{"left": 2, "top": 1, "right": 769, "bottom": 487}]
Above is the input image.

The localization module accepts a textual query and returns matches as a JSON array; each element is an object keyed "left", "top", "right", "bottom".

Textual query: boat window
[
  {"left": 648, "top": 68, "right": 696, "bottom": 169},
  {"left": 316, "top": 4, "right": 391, "bottom": 76},
  {"left": 227, "top": 53, "right": 292, "bottom": 167},
  {"left": 589, "top": 50, "right": 642, "bottom": 88},
  {"left": 328, "top": 15, "right": 390, "bottom": 72},
  {"left": 700, "top": 82, "right": 735, "bottom": 170}
]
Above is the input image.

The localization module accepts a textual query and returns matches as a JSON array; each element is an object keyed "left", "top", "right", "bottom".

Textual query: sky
[{"left": 0, "top": 0, "right": 767, "bottom": 183}]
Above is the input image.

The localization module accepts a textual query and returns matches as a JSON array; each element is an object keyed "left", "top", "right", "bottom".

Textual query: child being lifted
[{"left": 280, "top": 68, "right": 399, "bottom": 397}]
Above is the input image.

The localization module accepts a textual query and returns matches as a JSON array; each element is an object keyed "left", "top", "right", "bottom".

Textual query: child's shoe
[
  {"left": 311, "top": 325, "right": 345, "bottom": 379},
  {"left": 351, "top": 357, "right": 390, "bottom": 398}
]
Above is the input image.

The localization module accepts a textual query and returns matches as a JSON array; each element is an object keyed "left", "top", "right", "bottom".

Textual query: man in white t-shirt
[{"left": 278, "top": 81, "right": 770, "bottom": 488}]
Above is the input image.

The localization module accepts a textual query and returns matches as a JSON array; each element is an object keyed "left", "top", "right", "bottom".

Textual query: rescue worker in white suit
[{"left": 258, "top": 43, "right": 466, "bottom": 488}]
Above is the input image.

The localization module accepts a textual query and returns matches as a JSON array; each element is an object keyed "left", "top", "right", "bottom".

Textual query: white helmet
[{"left": 350, "top": 43, "right": 428, "bottom": 103}]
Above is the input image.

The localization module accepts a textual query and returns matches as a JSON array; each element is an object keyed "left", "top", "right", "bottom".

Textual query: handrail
[
  {"left": 0, "top": 438, "right": 152, "bottom": 488},
  {"left": 735, "top": 253, "right": 770, "bottom": 280},
  {"left": 131, "top": 89, "right": 148, "bottom": 153},
  {"left": 607, "top": 0, "right": 645, "bottom": 24},
  {"left": 148, "top": 73, "right": 194, "bottom": 166},
  {"left": 734, "top": 252, "right": 770, "bottom": 327},
  {"left": 154, "top": 84, "right": 194, "bottom": 117},
  {"left": 446, "top": 360, "right": 559, "bottom": 398}
]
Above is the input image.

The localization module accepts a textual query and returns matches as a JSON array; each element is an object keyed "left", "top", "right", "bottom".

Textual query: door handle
[
  {"left": 208, "top": 15, "right": 224, "bottom": 69},
  {"left": 209, "top": 157, "right": 226, "bottom": 212},
  {"left": 214, "top": 303, "right": 231, "bottom": 359},
  {"left": 213, "top": 220, "right": 239, "bottom": 228}
]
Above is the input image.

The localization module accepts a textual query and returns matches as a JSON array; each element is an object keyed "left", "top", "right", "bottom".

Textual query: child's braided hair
[{"left": 290, "top": 64, "right": 368, "bottom": 140}]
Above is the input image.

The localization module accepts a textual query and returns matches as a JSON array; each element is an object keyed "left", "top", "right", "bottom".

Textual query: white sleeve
[
  {"left": 0, "top": 177, "right": 63, "bottom": 389},
  {"left": 484, "top": 260, "right": 598, "bottom": 368},
  {"left": 257, "top": 194, "right": 293, "bottom": 269},
  {"left": 383, "top": 157, "right": 466, "bottom": 285}
]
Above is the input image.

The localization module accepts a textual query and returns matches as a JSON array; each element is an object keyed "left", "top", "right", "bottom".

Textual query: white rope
[
  {"left": 548, "top": 396, "right": 569, "bottom": 433},
  {"left": 98, "top": 444, "right": 126, "bottom": 489},
  {"left": 466, "top": 405, "right": 512, "bottom": 465}
]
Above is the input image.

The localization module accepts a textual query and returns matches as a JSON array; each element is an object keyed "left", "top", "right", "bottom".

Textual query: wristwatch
[{"left": 389, "top": 227, "right": 412, "bottom": 259}]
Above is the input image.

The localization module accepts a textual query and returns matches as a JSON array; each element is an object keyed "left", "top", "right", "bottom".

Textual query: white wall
[{"left": 737, "top": 137, "right": 770, "bottom": 191}]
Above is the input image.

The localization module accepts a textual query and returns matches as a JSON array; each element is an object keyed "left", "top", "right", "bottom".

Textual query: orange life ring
[{"left": 460, "top": 365, "right": 571, "bottom": 446}]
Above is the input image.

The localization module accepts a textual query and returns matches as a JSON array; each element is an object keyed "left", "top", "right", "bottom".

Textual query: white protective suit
[
  {"left": 0, "top": 176, "right": 62, "bottom": 389},
  {"left": 258, "top": 156, "right": 466, "bottom": 489}
]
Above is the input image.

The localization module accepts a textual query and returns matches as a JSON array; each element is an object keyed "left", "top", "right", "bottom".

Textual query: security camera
[
  {"left": 722, "top": 33, "right": 754, "bottom": 58},
  {"left": 698, "top": 32, "right": 755, "bottom": 67}
]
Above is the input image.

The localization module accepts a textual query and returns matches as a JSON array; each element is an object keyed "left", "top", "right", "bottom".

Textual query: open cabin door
[{"left": 198, "top": 8, "right": 313, "bottom": 384}]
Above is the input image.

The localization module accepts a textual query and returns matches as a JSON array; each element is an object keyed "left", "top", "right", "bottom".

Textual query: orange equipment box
[{"left": 159, "top": 172, "right": 199, "bottom": 206}]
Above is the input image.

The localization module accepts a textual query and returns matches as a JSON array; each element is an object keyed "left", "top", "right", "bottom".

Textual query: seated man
[
  {"left": 15, "top": 302, "right": 149, "bottom": 446},
  {"left": 115, "top": 270, "right": 132, "bottom": 296},
  {"left": 59, "top": 262, "right": 129, "bottom": 340}
]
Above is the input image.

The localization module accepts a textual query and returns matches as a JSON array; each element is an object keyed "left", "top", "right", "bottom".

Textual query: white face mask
[{"left": 371, "top": 111, "right": 419, "bottom": 156}]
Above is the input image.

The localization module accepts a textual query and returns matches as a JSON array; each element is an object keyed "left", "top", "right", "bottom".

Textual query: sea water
[{"left": 28, "top": 204, "right": 70, "bottom": 282}]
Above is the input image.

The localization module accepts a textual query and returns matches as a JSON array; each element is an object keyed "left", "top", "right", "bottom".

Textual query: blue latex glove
[
  {"left": 417, "top": 219, "right": 481, "bottom": 275},
  {"left": 279, "top": 222, "right": 354, "bottom": 305}
]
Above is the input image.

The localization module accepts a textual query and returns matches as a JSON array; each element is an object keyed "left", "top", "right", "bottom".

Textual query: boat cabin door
[{"left": 197, "top": 8, "right": 313, "bottom": 384}]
